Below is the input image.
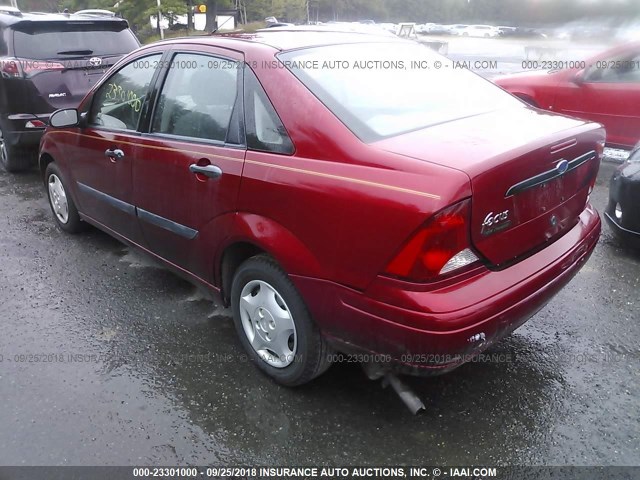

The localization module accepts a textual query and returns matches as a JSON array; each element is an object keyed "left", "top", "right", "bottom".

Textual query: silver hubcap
[
  {"left": 48, "top": 174, "right": 69, "bottom": 224},
  {"left": 239, "top": 280, "right": 297, "bottom": 368}
]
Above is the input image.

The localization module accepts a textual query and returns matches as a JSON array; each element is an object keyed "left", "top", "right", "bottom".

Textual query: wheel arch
[
  {"left": 219, "top": 241, "right": 265, "bottom": 306},
  {"left": 216, "top": 213, "right": 325, "bottom": 306},
  {"left": 39, "top": 152, "right": 55, "bottom": 183}
]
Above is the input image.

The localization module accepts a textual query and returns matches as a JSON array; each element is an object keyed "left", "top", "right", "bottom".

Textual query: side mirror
[
  {"left": 573, "top": 69, "right": 586, "bottom": 84},
  {"left": 49, "top": 108, "right": 79, "bottom": 128}
]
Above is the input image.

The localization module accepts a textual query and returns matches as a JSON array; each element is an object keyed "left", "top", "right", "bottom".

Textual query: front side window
[
  {"left": 89, "top": 54, "right": 161, "bottom": 131},
  {"left": 152, "top": 53, "right": 239, "bottom": 143},
  {"left": 586, "top": 51, "right": 640, "bottom": 83}
]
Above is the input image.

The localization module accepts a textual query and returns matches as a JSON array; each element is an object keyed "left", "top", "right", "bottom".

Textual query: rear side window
[
  {"left": 12, "top": 23, "right": 139, "bottom": 60},
  {"left": 89, "top": 54, "right": 161, "bottom": 131},
  {"left": 244, "top": 66, "right": 294, "bottom": 154},
  {"left": 152, "top": 53, "right": 240, "bottom": 143}
]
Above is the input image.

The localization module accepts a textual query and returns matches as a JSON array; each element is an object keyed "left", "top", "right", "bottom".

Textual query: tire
[
  {"left": 0, "top": 128, "right": 34, "bottom": 173},
  {"left": 45, "top": 162, "right": 85, "bottom": 233},
  {"left": 231, "top": 254, "right": 332, "bottom": 386}
]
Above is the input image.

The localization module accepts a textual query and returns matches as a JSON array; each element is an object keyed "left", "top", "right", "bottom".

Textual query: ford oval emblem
[{"left": 556, "top": 159, "right": 569, "bottom": 175}]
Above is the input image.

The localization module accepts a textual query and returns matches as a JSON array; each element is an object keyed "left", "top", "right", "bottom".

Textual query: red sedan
[
  {"left": 40, "top": 30, "right": 604, "bottom": 386},
  {"left": 495, "top": 41, "right": 640, "bottom": 149}
]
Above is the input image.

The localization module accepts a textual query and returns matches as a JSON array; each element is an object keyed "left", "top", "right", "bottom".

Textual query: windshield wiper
[{"left": 57, "top": 49, "right": 94, "bottom": 55}]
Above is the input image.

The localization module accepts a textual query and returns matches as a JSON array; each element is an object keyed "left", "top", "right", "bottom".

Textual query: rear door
[
  {"left": 11, "top": 20, "right": 139, "bottom": 113},
  {"left": 131, "top": 47, "right": 246, "bottom": 280}
]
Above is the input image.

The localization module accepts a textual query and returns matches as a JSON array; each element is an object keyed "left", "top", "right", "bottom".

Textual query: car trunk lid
[{"left": 374, "top": 107, "right": 604, "bottom": 266}]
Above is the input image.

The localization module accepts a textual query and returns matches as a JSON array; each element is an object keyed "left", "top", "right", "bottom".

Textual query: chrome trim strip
[
  {"left": 48, "top": 131, "right": 441, "bottom": 201},
  {"left": 505, "top": 150, "right": 596, "bottom": 198},
  {"left": 137, "top": 208, "right": 198, "bottom": 240},
  {"left": 77, "top": 182, "right": 136, "bottom": 215}
]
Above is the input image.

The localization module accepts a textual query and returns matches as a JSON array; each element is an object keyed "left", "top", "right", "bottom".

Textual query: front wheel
[
  {"left": 45, "top": 162, "right": 86, "bottom": 233},
  {"left": 231, "top": 255, "right": 332, "bottom": 386}
]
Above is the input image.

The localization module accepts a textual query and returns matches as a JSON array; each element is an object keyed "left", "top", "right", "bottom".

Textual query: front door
[{"left": 69, "top": 52, "right": 163, "bottom": 243}]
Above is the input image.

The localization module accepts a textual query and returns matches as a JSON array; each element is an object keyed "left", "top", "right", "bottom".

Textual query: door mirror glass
[
  {"left": 49, "top": 109, "right": 79, "bottom": 128},
  {"left": 573, "top": 70, "right": 585, "bottom": 84}
]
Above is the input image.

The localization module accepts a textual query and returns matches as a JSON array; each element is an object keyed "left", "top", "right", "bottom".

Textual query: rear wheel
[
  {"left": 45, "top": 162, "right": 85, "bottom": 233},
  {"left": 0, "top": 128, "right": 34, "bottom": 173},
  {"left": 231, "top": 255, "right": 332, "bottom": 386}
]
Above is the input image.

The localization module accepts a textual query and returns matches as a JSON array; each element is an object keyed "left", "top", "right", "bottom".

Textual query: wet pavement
[{"left": 0, "top": 160, "right": 638, "bottom": 467}]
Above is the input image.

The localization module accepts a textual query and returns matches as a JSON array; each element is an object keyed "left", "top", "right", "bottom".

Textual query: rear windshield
[
  {"left": 13, "top": 22, "right": 139, "bottom": 60},
  {"left": 279, "top": 42, "right": 521, "bottom": 142}
]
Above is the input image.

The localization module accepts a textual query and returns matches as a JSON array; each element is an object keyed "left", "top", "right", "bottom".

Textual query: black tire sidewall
[
  {"left": 231, "top": 256, "right": 320, "bottom": 386},
  {"left": 0, "top": 126, "right": 36, "bottom": 173},
  {"left": 45, "top": 162, "right": 83, "bottom": 233}
]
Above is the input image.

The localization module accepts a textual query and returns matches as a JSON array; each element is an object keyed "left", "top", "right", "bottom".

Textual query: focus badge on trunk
[{"left": 481, "top": 210, "right": 511, "bottom": 237}]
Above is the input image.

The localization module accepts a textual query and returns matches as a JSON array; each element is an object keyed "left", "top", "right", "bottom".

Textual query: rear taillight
[
  {"left": 384, "top": 199, "right": 480, "bottom": 282},
  {"left": 0, "top": 58, "right": 21, "bottom": 77},
  {"left": 26, "top": 120, "right": 47, "bottom": 129},
  {"left": 0, "top": 57, "right": 64, "bottom": 78}
]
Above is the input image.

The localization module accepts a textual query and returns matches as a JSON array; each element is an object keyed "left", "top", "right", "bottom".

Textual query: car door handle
[
  {"left": 105, "top": 148, "right": 125, "bottom": 160},
  {"left": 189, "top": 164, "right": 223, "bottom": 179}
]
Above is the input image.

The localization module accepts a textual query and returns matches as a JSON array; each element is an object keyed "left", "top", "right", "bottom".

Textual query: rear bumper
[
  {"left": 1, "top": 114, "right": 50, "bottom": 148},
  {"left": 606, "top": 166, "right": 640, "bottom": 248},
  {"left": 604, "top": 212, "right": 640, "bottom": 248},
  {"left": 293, "top": 205, "right": 601, "bottom": 375}
]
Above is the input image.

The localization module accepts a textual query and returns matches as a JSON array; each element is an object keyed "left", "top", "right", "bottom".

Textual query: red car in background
[
  {"left": 495, "top": 41, "right": 640, "bottom": 149},
  {"left": 40, "top": 30, "right": 604, "bottom": 387}
]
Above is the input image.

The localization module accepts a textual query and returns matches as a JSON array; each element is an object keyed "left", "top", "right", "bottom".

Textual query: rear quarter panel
[{"left": 234, "top": 46, "right": 471, "bottom": 291}]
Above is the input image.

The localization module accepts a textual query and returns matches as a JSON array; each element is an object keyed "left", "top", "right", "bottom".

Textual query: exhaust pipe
[
  {"left": 361, "top": 363, "right": 426, "bottom": 415},
  {"left": 383, "top": 373, "right": 426, "bottom": 415}
]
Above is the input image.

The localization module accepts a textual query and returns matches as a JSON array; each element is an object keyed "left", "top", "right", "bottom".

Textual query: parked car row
[
  {"left": 416, "top": 22, "right": 546, "bottom": 38},
  {"left": 1, "top": 14, "right": 636, "bottom": 391}
]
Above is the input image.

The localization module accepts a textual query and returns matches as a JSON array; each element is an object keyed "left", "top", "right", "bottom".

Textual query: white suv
[{"left": 460, "top": 25, "right": 500, "bottom": 38}]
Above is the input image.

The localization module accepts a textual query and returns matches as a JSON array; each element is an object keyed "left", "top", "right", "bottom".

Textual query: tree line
[{"left": 17, "top": 0, "right": 640, "bottom": 32}]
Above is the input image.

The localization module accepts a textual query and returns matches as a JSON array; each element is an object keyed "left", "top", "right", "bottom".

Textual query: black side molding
[
  {"left": 77, "top": 182, "right": 136, "bottom": 216},
  {"left": 137, "top": 208, "right": 198, "bottom": 240},
  {"left": 76, "top": 182, "right": 199, "bottom": 240}
]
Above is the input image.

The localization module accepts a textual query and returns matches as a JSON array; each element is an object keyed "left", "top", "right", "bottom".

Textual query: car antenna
[{"left": 212, "top": 15, "right": 233, "bottom": 34}]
